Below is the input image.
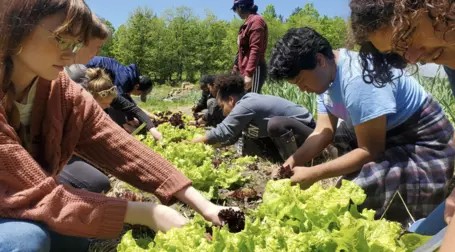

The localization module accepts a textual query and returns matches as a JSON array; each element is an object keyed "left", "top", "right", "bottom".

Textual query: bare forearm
[
  {"left": 317, "top": 148, "right": 375, "bottom": 179},
  {"left": 124, "top": 201, "right": 151, "bottom": 225},
  {"left": 124, "top": 201, "right": 188, "bottom": 232},
  {"left": 440, "top": 217, "right": 455, "bottom": 252},
  {"left": 174, "top": 186, "right": 212, "bottom": 214},
  {"left": 293, "top": 132, "right": 332, "bottom": 166}
]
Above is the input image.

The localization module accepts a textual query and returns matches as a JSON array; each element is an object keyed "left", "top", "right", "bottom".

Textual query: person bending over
[{"left": 192, "top": 74, "right": 315, "bottom": 162}]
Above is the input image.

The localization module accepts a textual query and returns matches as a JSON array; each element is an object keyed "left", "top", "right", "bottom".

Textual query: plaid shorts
[{"left": 334, "top": 96, "right": 455, "bottom": 221}]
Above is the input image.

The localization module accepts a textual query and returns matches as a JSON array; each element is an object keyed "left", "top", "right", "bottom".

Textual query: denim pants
[{"left": 0, "top": 219, "right": 89, "bottom": 252}]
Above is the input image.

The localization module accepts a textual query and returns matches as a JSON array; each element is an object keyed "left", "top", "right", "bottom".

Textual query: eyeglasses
[
  {"left": 95, "top": 86, "right": 118, "bottom": 98},
  {"left": 40, "top": 25, "right": 84, "bottom": 53}
]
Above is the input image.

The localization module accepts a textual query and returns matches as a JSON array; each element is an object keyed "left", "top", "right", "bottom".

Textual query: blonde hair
[{"left": 85, "top": 68, "right": 117, "bottom": 98}]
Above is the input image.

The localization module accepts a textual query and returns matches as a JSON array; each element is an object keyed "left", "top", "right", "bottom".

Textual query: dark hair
[
  {"left": 138, "top": 75, "right": 153, "bottom": 92},
  {"left": 215, "top": 74, "right": 245, "bottom": 101},
  {"left": 0, "top": 0, "right": 93, "bottom": 129},
  {"left": 269, "top": 27, "right": 335, "bottom": 80},
  {"left": 350, "top": 0, "right": 406, "bottom": 86},
  {"left": 199, "top": 75, "right": 216, "bottom": 89},
  {"left": 236, "top": 4, "right": 258, "bottom": 14},
  {"left": 350, "top": 0, "right": 454, "bottom": 86},
  {"left": 357, "top": 43, "right": 407, "bottom": 87}
]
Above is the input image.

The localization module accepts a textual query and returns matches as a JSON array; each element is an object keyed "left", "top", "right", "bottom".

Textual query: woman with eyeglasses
[
  {"left": 81, "top": 66, "right": 161, "bottom": 137},
  {"left": 66, "top": 64, "right": 162, "bottom": 138},
  {"left": 0, "top": 0, "right": 237, "bottom": 251}
]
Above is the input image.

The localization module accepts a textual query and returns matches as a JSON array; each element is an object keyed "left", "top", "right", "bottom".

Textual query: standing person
[
  {"left": 192, "top": 74, "right": 315, "bottom": 162},
  {"left": 231, "top": 0, "right": 268, "bottom": 93},
  {"left": 0, "top": 0, "right": 236, "bottom": 251},
  {"left": 192, "top": 75, "right": 224, "bottom": 127},
  {"left": 269, "top": 27, "right": 455, "bottom": 224}
]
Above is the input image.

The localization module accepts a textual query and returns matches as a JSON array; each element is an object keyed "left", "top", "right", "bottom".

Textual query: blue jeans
[
  {"left": 408, "top": 202, "right": 447, "bottom": 235},
  {"left": 0, "top": 219, "right": 89, "bottom": 252}
]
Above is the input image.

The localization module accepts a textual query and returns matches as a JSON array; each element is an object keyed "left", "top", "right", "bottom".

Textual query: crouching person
[
  {"left": 192, "top": 74, "right": 315, "bottom": 162},
  {"left": 192, "top": 75, "right": 224, "bottom": 127},
  {"left": 269, "top": 27, "right": 455, "bottom": 224}
]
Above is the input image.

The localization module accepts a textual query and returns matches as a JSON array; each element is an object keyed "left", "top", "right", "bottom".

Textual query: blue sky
[{"left": 85, "top": 0, "right": 350, "bottom": 28}]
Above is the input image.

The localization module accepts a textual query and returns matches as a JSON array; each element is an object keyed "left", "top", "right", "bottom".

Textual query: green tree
[
  {"left": 262, "top": 4, "right": 286, "bottom": 59},
  {"left": 112, "top": 7, "right": 157, "bottom": 77},
  {"left": 98, "top": 18, "right": 115, "bottom": 57},
  {"left": 107, "top": 4, "right": 347, "bottom": 84}
]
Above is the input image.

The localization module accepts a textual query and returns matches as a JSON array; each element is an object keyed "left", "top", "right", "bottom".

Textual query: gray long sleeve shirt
[{"left": 206, "top": 93, "right": 314, "bottom": 145}]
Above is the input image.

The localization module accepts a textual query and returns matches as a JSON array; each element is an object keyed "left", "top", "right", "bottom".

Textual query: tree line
[{"left": 100, "top": 4, "right": 347, "bottom": 85}]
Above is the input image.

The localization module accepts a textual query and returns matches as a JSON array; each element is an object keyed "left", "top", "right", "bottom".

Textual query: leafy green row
[
  {"left": 138, "top": 123, "right": 254, "bottom": 197},
  {"left": 118, "top": 180, "right": 429, "bottom": 251}
]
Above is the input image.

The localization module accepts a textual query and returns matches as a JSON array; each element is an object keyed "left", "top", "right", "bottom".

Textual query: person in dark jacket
[
  {"left": 192, "top": 75, "right": 224, "bottom": 127},
  {"left": 86, "top": 57, "right": 154, "bottom": 130},
  {"left": 80, "top": 67, "right": 163, "bottom": 140},
  {"left": 192, "top": 74, "right": 315, "bottom": 162},
  {"left": 86, "top": 56, "right": 153, "bottom": 102},
  {"left": 231, "top": 0, "right": 268, "bottom": 94}
]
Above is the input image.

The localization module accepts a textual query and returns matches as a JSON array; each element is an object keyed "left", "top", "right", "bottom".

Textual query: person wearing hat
[{"left": 231, "top": 0, "right": 268, "bottom": 94}]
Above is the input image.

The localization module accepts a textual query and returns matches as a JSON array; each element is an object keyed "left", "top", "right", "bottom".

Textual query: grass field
[{"left": 262, "top": 75, "right": 455, "bottom": 125}]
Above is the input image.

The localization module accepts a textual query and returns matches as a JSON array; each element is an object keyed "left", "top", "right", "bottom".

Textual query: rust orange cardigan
[{"left": 0, "top": 72, "right": 191, "bottom": 238}]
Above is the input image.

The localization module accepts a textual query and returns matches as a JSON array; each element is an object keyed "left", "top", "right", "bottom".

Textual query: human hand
[
  {"left": 271, "top": 155, "right": 296, "bottom": 179},
  {"left": 445, "top": 188, "right": 455, "bottom": 224},
  {"left": 290, "top": 166, "right": 322, "bottom": 189},
  {"left": 244, "top": 76, "right": 252, "bottom": 91},
  {"left": 201, "top": 203, "right": 241, "bottom": 226},
  {"left": 149, "top": 127, "right": 163, "bottom": 141},
  {"left": 123, "top": 123, "right": 136, "bottom": 134},
  {"left": 125, "top": 202, "right": 188, "bottom": 233},
  {"left": 197, "top": 118, "right": 206, "bottom": 126},
  {"left": 127, "top": 118, "right": 140, "bottom": 127},
  {"left": 283, "top": 155, "right": 296, "bottom": 169},
  {"left": 271, "top": 164, "right": 294, "bottom": 180},
  {"left": 191, "top": 135, "right": 207, "bottom": 144}
]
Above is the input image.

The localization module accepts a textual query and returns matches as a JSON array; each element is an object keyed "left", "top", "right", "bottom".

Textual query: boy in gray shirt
[{"left": 192, "top": 74, "right": 315, "bottom": 161}]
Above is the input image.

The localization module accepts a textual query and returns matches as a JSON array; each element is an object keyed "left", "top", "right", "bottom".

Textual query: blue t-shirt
[{"left": 317, "top": 49, "right": 428, "bottom": 130}]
